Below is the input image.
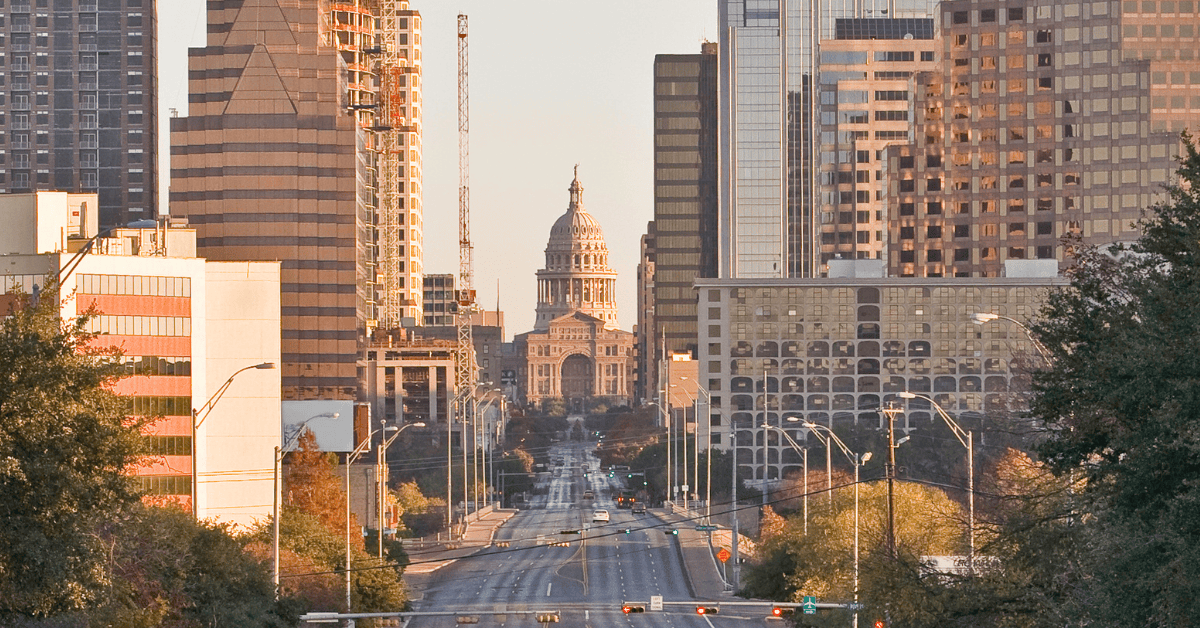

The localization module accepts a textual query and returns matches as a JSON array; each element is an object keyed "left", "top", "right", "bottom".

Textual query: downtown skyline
[{"left": 158, "top": 0, "right": 719, "bottom": 338}]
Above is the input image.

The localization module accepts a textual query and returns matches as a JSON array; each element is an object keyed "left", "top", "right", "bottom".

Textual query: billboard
[{"left": 281, "top": 400, "right": 356, "bottom": 453}]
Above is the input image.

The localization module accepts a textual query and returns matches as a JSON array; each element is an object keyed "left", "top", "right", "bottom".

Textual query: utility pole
[{"left": 882, "top": 402, "right": 902, "bottom": 558}]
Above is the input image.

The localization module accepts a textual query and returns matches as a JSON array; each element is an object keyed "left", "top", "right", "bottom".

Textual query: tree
[
  {"left": 94, "top": 505, "right": 298, "bottom": 628},
  {"left": 1026, "top": 138, "right": 1200, "bottom": 626},
  {"left": 0, "top": 289, "right": 147, "bottom": 617},
  {"left": 285, "top": 430, "right": 350, "bottom": 537},
  {"left": 740, "top": 478, "right": 965, "bottom": 613}
]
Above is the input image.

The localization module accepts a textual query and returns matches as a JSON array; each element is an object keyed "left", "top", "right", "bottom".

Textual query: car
[
  {"left": 631, "top": 503, "right": 647, "bottom": 514},
  {"left": 592, "top": 509, "right": 610, "bottom": 523},
  {"left": 582, "top": 490, "right": 595, "bottom": 500}
]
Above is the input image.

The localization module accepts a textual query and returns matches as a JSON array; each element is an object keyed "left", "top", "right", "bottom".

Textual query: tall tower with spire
[{"left": 533, "top": 169, "right": 620, "bottom": 330}]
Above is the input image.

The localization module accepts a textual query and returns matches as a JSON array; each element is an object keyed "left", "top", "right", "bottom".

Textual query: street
[{"left": 407, "top": 440, "right": 772, "bottom": 627}]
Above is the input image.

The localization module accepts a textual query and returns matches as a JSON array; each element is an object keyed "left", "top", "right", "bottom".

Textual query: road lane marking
[{"left": 546, "top": 582, "right": 552, "bottom": 596}]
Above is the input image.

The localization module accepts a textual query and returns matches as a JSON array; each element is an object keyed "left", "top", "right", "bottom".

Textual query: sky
[{"left": 157, "top": 1, "right": 718, "bottom": 339}]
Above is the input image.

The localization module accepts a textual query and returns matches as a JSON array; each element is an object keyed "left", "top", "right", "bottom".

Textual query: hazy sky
[{"left": 157, "top": 1, "right": 717, "bottom": 339}]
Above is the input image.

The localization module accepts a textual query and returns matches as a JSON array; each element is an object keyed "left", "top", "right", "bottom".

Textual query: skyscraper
[
  {"left": 884, "top": 0, "right": 1192, "bottom": 277},
  {"left": 0, "top": 0, "right": 158, "bottom": 228},
  {"left": 170, "top": 0, "right": 372, "bottom": 400},
  {"left": 718, "top": 0, "right": 937, "bottom": 278},
  {"left": 651, "top": 44, "right": 719, "bottom": 360}
]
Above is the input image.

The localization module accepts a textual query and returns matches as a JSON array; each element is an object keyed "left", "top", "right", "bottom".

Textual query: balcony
[
  {"left": 11, "top": 24, "right": 32, "bottom": 33},
  {"left": 11, "top": 63, "right": 31, "bottom": 72},
  {"left": 79, "top": 3, "right": 98, "bottom": 10},
  {"left": 79, "top": 62, "right": 98, "bottom": 71},
  {"left": 79, "top": 23, "right": 97, "bottom": 31},
  {"left": 11, "top": 141, "right": 31, "bottom": 150}
]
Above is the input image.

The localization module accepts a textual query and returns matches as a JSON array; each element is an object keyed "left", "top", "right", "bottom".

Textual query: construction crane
[{"left": 454, "top": 14, "right": 479, "bottom": 450}]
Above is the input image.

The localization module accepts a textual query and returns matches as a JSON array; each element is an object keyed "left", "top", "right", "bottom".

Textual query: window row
[
  {"left": 77, "top": 273, "right": 192, "bottom": 297},
  {"left": 116, "top": 355, "right": 191, "bottom": 377},
  {"left": 86, "top": 315, "right": 191, "bottom": 337},
  {"left": 145, "top": 435, "right": 192, "bottom": 457},
  {"left": 138, "top": 474, "right": 191, "bottom": 496},
  {"left": 126, "top": 395, "right": 192, "bottom": 417}
]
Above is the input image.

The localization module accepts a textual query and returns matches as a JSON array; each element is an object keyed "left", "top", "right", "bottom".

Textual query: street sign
[
  {"left": 716, "top": 548, "right": 731, "bottom": 563},
  {"left": 650, "top": 596, "right": 663, "bottom": 611},
  {"left": 802, "top": 596, "right": 817, "bottom": 615},
  {"left": 695, "top": 525, "right": 718, "bottom": 531}
]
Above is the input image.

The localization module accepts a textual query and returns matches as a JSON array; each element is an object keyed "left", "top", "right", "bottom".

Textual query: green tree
[
  {"left": 94, "top": 505, "right": 298, "bottom": 628},
  {"left": 1026, "top": 138, "right": 1200, "bottom": 627},
  {"left": 741, "top": 478, "right": 965, "bottom": 620},
  {"left": 0, "top": 289, "right": 146, "bottom": 618}
]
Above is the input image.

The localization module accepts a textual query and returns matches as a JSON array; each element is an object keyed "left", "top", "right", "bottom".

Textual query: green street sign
[
  {"left": 695, "top": 525, "right": 718, "bottom": 531},
  {"left": 802, "top": 596, "right": 817, "bottom": 615}
]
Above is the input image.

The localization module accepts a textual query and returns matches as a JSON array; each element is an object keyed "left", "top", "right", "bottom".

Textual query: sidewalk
[
  {"left": 654, "top": 505, "right": 743, "bottom": 601},
  {"left": 402, "top": 508, "right": 516, "bottom": 598}
]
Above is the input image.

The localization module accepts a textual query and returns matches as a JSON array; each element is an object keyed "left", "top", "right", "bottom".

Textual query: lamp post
[
  {"left": 899, "top": 391, "right": 975, "bottom": 572},
  {"left": 476, "top": 389, "right": 503, "bottom": 508},
  {"left": 376, "top": 421, "right": 425, "bottom": 558},
  {"left": 971, "top": 312, "right": 1051, "bottom": 362},
  {"left": 681, "top": 376, "right": 713, "bottom": 520},
  {"left": 671, "top": 383, "right": 703, "bottom": 510},
  {"left": 804, "top": 421, "right": 871, "bottom": 628},
  {"left": 274, "top": 411, "right": 341, "bottom": 592},
  {"left": 766, "top": 421, "right": 809, "bottom": 536},
  {"left": 647, "top": 401, "right": 669, "bottom": 505},
  {"left": 191, "top": 362, "right": 275, "bottom": 519}
]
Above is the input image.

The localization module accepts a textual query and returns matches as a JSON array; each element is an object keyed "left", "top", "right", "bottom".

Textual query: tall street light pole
[
  {"left": 972, "top": 312, "right": 1051, "bottom": 362},
  {"left": 682, "top": 376, "right": 713, "bottom": 520},
  {"left": 881, "top": 402, "right": 905, "bottom": 558},
  {"left": 804, "top": 421, "right": 872, "bottom": 628},
  {"left": 275, "top": 411, "right": 341, "bottom": 592},
  {"left": 191, "top": 362, "right": 275, "bottom": 519},
  {"left": 765, "top": 423, "right": 809, "bottom": 535},
  {"left": 373, "top": 422, "right": 425, "bottom": 562},
  {"left": 900, "top": 391, "right": 975, "bottom": 572}
]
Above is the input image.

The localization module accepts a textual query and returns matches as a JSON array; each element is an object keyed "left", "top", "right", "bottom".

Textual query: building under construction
[{"left": 332, "top": 0, "right": 425, "bottom": 330}]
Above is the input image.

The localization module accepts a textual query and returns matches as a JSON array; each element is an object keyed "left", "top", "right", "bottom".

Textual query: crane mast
[{"left": 454, "top": 14, "right": 478, "bottom": 423}]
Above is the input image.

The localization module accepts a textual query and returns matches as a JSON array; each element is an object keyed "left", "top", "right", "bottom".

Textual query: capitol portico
[{"left": 513, "top": 170, "right": 635, "bottom": 410}]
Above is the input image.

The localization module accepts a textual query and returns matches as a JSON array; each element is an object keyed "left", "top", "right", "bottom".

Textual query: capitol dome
[{"left": 533, "top": 168, "right": 620, "bottom": 330}]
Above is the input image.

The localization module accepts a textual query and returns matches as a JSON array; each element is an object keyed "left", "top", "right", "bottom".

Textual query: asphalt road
[{"left": 407, "top": 436, "right": 775, "bottom": 627}]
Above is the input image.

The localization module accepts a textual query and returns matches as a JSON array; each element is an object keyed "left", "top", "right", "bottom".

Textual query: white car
[{"left": 592, "top": 509, "right": 610, "bottom": 523}]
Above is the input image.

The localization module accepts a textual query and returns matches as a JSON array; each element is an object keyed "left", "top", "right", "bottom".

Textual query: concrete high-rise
[
  {"left": 170, "top": 0, "right": 372, "bottom": 400},
  {"left": 0, "top": 0, "right": 158, "bottom": 228}
]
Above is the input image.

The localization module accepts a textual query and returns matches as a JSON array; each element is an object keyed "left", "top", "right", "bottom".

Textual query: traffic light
[
  {"left": 622, "top": 604, "right": 645, "bottom": 614},
  {"left": 535, "top": 612, "right": 559, "bottom": 623},
  {"left": 771, "top": 607, "right": 794, "bottom": 618},
  {"left": 558, "top": 529, "right": 580, "bottom": 535},
  {"left": 874, "top": 621, "right": 885, "bottom": 628},
  {"left": 623, "top": 528, "right": 631, "bottom": 534},
  {"left": 662, "top": 528, "right": 678, "bottom": 535},
  {"left": 696, "top": 606, "right": 719, "bottom": 615}
]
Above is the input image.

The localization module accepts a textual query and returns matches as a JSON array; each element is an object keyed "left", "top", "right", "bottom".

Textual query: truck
[{"left": 616, "top": 490, "right": 636, "bottom": 509}]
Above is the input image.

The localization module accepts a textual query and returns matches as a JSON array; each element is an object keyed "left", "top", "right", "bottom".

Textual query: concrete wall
[{"left": 202, "top": 261, "right": 282, "bottom": 528}]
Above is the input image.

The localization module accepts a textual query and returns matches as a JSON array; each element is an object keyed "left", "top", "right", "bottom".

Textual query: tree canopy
[{"left": 0, "top": 290, "right": 146, "bottom": 616}]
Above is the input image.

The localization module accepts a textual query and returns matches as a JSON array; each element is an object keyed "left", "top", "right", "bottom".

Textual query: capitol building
[{"left": 512, "top": 170, "right": 635, "bottom": 411}]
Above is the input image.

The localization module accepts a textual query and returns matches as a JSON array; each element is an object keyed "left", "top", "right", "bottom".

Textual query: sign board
[
  {"left": 802, "top": 596, "right": 817, "bottom": 615},
  {"left": 282, "top": 400, "right": 354, "bottom": 452},
  {"left": 716, "top": 548, "right": 731, "bottom": 563},
  {"left": 650, "top": 596, "right": 663, "bottom": 612},
  {"left": 921, "top": 555, "right": 1001, "bottom": 576},
  {"left": 695, "top": 525, "right": 718, "bottom": 531}
]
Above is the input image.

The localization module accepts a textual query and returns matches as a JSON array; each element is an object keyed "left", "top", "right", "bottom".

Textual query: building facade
[
  {"left": 652, "top": 45, "right": 720, "bottom": 361},
  {"left": 170, "top": 0, "right": 372, "bottom": 401},
  {"left": 514, "top": 172, "right": 635, "bottom": 409},
  {"left": 0, "top": 192, "right": 281, "bottom": 527},
  {"left": 0, "top": 0, "right": 157, "bottom": 227},
  {"left": 696, "top": 273, "right": 1060, "bottom": 483},
  {"left": 884, "top": 0, "right": 1184, "bottom": 277},
  {"left": 718, "top": 1, "right": 939, "bottom": 279}
]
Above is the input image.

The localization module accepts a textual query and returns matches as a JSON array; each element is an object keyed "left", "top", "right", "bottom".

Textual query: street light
[
  {"left": 763, "top": 422, "right": 809, "bottom": 536},
  {"left": 681, "top": 375, "right": 713, "bottom": 521},
  {"left": 475, "top": 389, "right": 503, "bottom": 509},
  {"left": 645, "top": 401, "right": 669, "bottom": 505},
  {"left": 803, "top": 421, "right": 871, "bottom": 628},
  {"left": 971, "top": 312, "right": 1051, "bottom": 362},
  {"left": 788, "top": 415, "right": 832, "bottom": 507},
  {"left": 274, "top": 411, "right": 341, "bottom": 592},
  {"left": 377, "top": 420, "right": 425, "bottom": 558},
  {"left": 899, "top": 391, "right": 975, "bottom": 572},
  {"left": 191, "top": 362, "right": 275, "bottom": 518}
]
